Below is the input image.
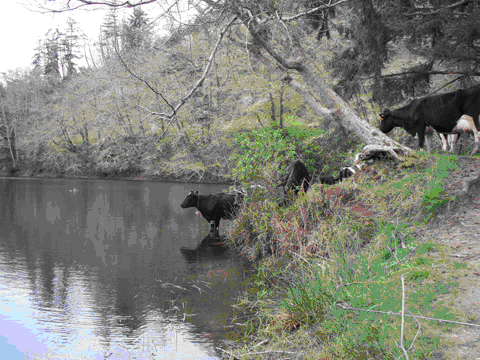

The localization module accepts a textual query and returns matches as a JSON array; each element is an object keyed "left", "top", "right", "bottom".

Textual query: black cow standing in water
[
  {"left": 277, "top": 159, "right": 311, "bottom": 206},
  {"left": 180, "top": 190, "right": 244, "bottom": 236}
]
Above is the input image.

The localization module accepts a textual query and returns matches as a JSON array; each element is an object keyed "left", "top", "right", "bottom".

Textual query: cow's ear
[{"left": 195, "top": 190, "right": 199, "bottom": 194}]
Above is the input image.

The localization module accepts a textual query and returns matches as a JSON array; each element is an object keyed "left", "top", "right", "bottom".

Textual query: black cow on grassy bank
[
  {"left": 278, "top": 160, "right": 311, "bottom": 194},
  {"left": 180, "top": 190, "right": 244, "bottom": 236},
  {"left": 379, "top": 85, "right": 480, "bottom": 154},
  {"left": 277, "top": 160, "right": 311, "bottom": 206}
]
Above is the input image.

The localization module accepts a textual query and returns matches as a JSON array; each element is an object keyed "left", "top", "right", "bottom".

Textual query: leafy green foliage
[
  {"left": 229, "top": 122, "right": 352, "bottom": 189},
  {"left": 422, "top": 186, "right": 452, "bottom": 215},
  {"left": 229, "top": 126, "right": 296, "bottom": 184}
]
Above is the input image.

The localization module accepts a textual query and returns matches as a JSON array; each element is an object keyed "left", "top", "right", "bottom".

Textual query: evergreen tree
[
  {"left": 100, "top": 6, "right": 122, "bottom": 56},
  {"left": 32, "top": 40, "right": 43, "bottom": 71},
  {"left": 31, "top": 24, "right": 80, "bottom": 80},
  {"left": 43, "top": 29, "right": 62, "bottom": 77},
  {"left": 330, "top": 0, "right": 480, "bottom": 105},
  {"left": 123, "top": 7, "right": 151, "bottom": 52},
  {"left": 61, "top": 18, "right": 81, "bottom": 79}
]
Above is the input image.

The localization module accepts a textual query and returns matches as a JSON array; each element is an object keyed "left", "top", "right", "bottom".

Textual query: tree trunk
[
  {"left": 0, "top": 101, "right": 17, "bottom": 168},
  {"left": 283, "top": 68, "right": 406, "bottom": 149},
  {"left": 238, "top": 13, "right": 412, "bottom": 155}
]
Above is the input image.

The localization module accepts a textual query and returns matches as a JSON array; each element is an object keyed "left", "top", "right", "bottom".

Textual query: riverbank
[
  {"left": 1, "top": 118, "right": 360, "bottom": 189},
  {"left": 216, "top": 153, "right": 480, "bottom": 359},
  {"left": 0, "top": 168, "right": 233, "bottom": 185}
]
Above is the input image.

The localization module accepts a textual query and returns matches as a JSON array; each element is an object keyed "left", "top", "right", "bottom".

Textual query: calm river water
[{"left": 0, "top": 178, "right": 252, "bottom": 359}]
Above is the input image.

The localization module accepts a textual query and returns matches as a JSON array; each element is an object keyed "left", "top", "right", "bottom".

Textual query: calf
[
  {"left": 315, "top": 157, "right": 363, "bottom": 186},
  {"left": 379, "top": 85, "right": 480, "bottom": 154},
  {"left": 317, "top": 163, "right": 362, "bottom": 186},
  {"left": 180, "top": 190, "right": 244, "bottom": 236}
]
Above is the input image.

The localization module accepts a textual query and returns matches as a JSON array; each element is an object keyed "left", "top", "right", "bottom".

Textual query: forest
[{"left": 0, "top": 0, "right": 477, "bottom": 180}]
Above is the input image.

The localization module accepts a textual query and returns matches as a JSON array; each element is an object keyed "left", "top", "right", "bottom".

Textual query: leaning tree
[{"left": 35, "top": 0, "right": 479, "bottom": 159}]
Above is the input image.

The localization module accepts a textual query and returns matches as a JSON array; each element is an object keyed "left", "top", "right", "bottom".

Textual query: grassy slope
[{"left": 220, "top": 152, "right": 480, "bottom": 359}]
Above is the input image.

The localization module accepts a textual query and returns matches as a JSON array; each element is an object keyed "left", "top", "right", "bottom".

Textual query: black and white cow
[
  {"left": 181, "top": 190, "right": 244, "bottom": 236},
  {"left": 315, "top": 162, "right": 362, "bottom": 186},
  {"left": 336, "top": 153, "right": 363, "bottom": 182},
  {"left": 379, "top": 85, "right": 480, "bottom": 154}
]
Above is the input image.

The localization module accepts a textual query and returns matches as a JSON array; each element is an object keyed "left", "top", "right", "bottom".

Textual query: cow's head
[
  {"left": 378, "top": 109, "right": 393, "bottom": 133},
  {"left": 181, "top": 190, "right": 199, "bottom": 208}
]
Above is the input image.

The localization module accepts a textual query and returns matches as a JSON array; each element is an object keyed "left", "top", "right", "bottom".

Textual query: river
[{"left": 0, "top": 178, "right": 251, "bottom": 359}]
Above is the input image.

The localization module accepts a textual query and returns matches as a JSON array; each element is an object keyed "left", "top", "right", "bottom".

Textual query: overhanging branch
[
  {"left": 281, "top": 0, "right": 350, "bottom": 23},
  {"left": 111, "top": 15, "right": 237, "bottom": 140},
  {"left": 157, "top": 15, "right": 238, "bottom": 139},
  {"left": 38, "top": 0, "right": 158, "bottom": 13},
  {"left": 404, "top": 0, "right": 470, "bottom": 17},
  {"left": 370, "top": 69, "right": 480, "bottom": 80}
]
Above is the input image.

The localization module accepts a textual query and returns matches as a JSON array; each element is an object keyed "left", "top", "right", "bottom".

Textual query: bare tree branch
[
  {"left": 404, "top": 0, "right": 471, "bottom": 17},
  {"left": 108, "top": 9, "right": 236, "bottom": 139},
  {"left": 372, "top": 70, "right": 480, "bottom": 80},
  {"left": 34, "top": 0, "right": 158, "bottom": 13},
  {"left": 157, "top": 15, "right": 238, "bottom": 139},
  {"left": 113, "top": 45, "right": 174, "bottom": 113},
  {"left": 281, "top": 0, "right": 351, "bottom": 23}
]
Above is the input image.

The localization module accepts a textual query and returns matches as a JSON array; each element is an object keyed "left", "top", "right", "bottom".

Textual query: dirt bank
[{"left": 421, "top": 156, "right": 480, "bottom": 359}]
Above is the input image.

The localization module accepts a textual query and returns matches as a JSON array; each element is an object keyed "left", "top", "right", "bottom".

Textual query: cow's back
[
  {"left": 285, "top": 160, "right": 310, "bottom": 186},
  {"left": 417, "top": 91, "right": 462, "bottom": 131}
]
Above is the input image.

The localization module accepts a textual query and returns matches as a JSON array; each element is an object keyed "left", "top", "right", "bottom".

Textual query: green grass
[{"left": 226, "top": 151, "right": 471, "bottom": 359}]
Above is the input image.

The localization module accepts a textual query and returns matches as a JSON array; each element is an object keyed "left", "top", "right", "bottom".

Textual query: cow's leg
[
  {"left": 417, "top": 128, "right": 426, "bottom": 151},
  {"left": 209, "top": 220, "right": 216, "bottom": 234},
  {"left": 424, "top": 129, "right": 433, "bottom": 152},
  {"left": 447, "top": 134, "right": 459, "bottom": 153},
  {"left": 214, "top": 218, "right": 221, "bottom": 237},
  {"left": 437, "top": 133, "right": 448, "bottom": 152},
  {"left": 471, "top": 116, "right": 480, "bottom": 154}
]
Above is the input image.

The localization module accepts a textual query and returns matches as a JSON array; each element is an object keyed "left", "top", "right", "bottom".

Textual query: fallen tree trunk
[{"left": 281, "top": 70, "right": 413, "bottom": 155}]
